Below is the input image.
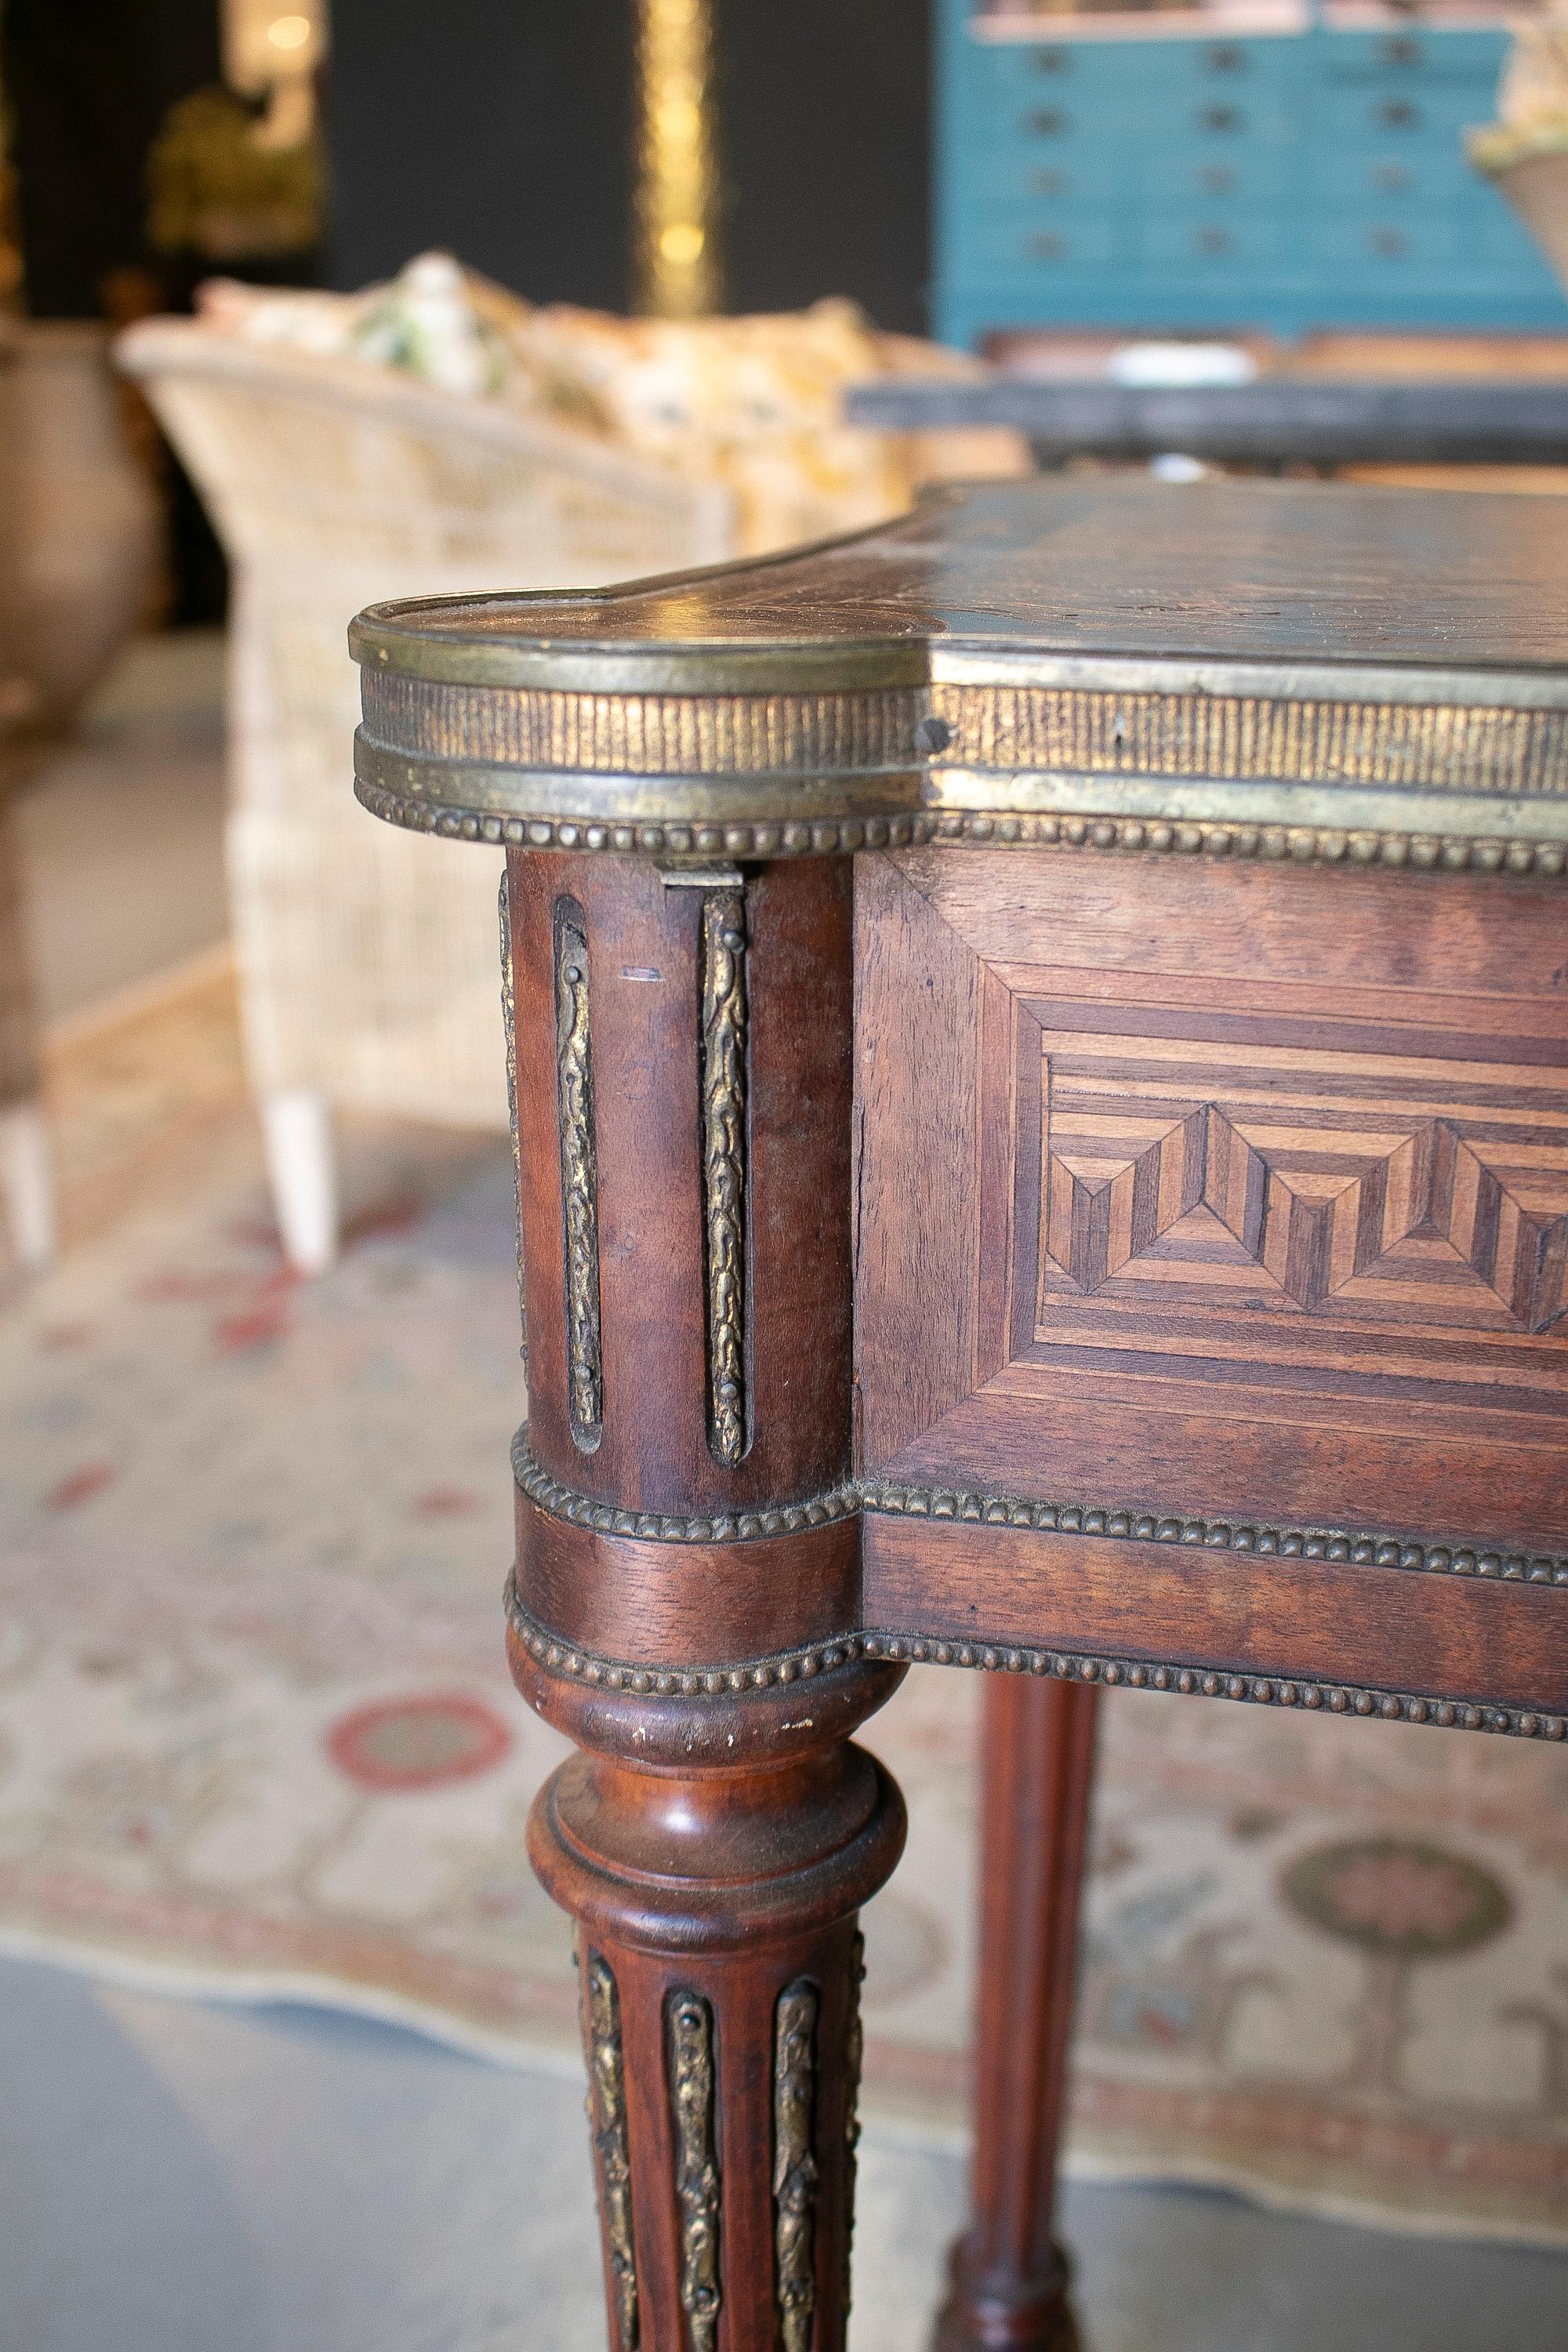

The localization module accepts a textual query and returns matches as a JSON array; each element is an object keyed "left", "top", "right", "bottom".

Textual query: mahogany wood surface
[
  {"left": 862, "top": 1516, "right": 1566, "bottom": 1715},
  {"left": 510, "top": 852, "right": 854, "bottom": 1517},
  {"left": 354, "top": 477, "right": 1568, "bottom": 2352},
  {"left": 517, "top": 1492, "right": 862, "bottom": 1668},
  {"left": 856, "top": 850, "right": 1568, "bottom": 1571}
]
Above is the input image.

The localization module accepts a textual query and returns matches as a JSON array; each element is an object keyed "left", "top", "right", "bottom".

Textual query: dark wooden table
[
  {"left": 844, "top": 373, "right": 1568, "bottom": 466},
  {"left": 351, "top": 476, "right": 1568, "bottom": 2352}
]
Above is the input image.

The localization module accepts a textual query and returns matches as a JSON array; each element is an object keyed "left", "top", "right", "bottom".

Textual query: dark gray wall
[
  {"left": 715, "top": 0, "right": 930, "bottom": 335},
  {"left": 3, "top": 0, "right": 222, "bottom": 314},
  {"left": 328, "top": 0, "right": 637, "bottom": 308},
  {"left": 327, "top": 0, "right": 930, "bottom": 331}
]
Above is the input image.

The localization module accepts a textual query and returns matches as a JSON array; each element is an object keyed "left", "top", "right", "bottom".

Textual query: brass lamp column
[{"left": 633, "top": 0, "right": 721, "bottom": 317}]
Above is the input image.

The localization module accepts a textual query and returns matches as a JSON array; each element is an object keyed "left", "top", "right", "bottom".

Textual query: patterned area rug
[{"left": 3, "top": 967, "right": 1568, "bottom": 2247}]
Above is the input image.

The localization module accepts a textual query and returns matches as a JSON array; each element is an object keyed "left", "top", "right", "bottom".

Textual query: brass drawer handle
[
  {"left": 1370, "top": 226, "right": 1409, "bottom": 258},
  {"left": 1026, "top": 107, "right": 1070, "bottom": 136}
]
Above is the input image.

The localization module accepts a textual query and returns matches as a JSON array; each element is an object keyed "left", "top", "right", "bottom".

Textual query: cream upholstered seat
[{"left": 117, "top": 321, "right": 736, "bottom": 1270}]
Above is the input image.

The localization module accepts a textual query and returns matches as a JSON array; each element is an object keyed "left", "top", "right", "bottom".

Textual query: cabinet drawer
[
  {"left": 1174, "top": 36, "right": 1294, "bottom": 92},
  {"left": 1009, "top": 100, "right": 1086, "bottom": 142},
  {"left": 1308, "top": 216, "right": 1460, "bottom": 267},
  {"left": 1142, "top": 214, "right": 1287, "bottom": 267},
  {"left": 971, "top": 144, "right": 1123, "bottom": 206},
  {"left": 978, "top": 36, "right": 1159, "bottom": 96},
  {"left": 1145, "top": 148, "right": 1291, "bottom": 207},
  {"left": 1318, "top": 85, "right": 1486, "bottom": 145},
  {"left": 966, "top": 212, "right": 1125, "bottom": 271},
  {"left": 1169, "top": 96, "right": 1292, "bottom": 141},
  {"left": 1317, "top": 27, "right": 1508, "bottom": 86}
]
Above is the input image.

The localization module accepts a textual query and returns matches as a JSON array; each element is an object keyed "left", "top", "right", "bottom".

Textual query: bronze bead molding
[
  {"left": 511, "top": 1425, "right": 865, "bottom": 1538},
  {"left": 357, "top": 774, "right": 1568, "bottom": 879},
  {"left": 505, "top": 1579, "right": 1566, "bottom": 1742},
  {"left": 510, "top": 1428, "right": 1568, "bottom": 1588},
  {"left": 508, "top": 1435, "right": 1568, "bottom": 1739}
]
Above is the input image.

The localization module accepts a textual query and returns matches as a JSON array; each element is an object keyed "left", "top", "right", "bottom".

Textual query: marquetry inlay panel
[{"left": 1036, "top": 1014, "right": 1568, "bottom": 1375}]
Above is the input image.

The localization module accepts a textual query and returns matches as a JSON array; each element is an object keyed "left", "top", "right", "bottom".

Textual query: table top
[
  {"left": 351, "top": 477, "right": 1568, "bottom": 872},
  {"left": 355, "top": 474, "right": 1568, "bottom": 680}
]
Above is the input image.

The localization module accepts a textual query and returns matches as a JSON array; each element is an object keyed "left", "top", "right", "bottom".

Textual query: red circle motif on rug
[{"left": 325, "top": 1693, "right": 513, "bottom": 1791}]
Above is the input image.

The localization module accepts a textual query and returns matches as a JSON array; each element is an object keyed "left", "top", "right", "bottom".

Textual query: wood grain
[
  {"left": 856, "top": 848, "right": 1568, "bottom": 1558},
  {"left": 853, "top": 853, "right": 982, "bottom": 1465},
  {"left": 517, "top": 1493, "right": 862, "bottom": 1668},
  {"left": 862, "top": 1514, "right": 1568, "bottom": 1713},
  {"left": 512, "top": 851, "right": 853, "bottom": 1515}
]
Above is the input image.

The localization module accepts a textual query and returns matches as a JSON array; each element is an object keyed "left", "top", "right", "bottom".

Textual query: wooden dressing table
[{"left": 350, "top": 476, "right": 1568, "bottom": 2352}]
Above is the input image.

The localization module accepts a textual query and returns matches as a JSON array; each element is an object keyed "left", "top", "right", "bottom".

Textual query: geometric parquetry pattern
[{"left": 1043, "top": 1025, "right": 1568, "bottom": 1334}]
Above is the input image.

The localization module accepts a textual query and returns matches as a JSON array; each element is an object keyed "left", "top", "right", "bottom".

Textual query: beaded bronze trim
[
  {"left": 504, "top": 1582, "right": 1567, "bottom": 1742},
  {"left": 510, "top": 1428, "right": 1568, "bottom": 1588},
  {"left": 355, "top": 774, "right": 935, "bottom": 857},
  {"left": 358, "top": 775, "right": 1568, "bottom": 876},
  {"left": 510, "top": 1428, "right": 863, "bottom": 1539},
  {"left": 864, "top": 1479, "right": 1568, "bottom": 1588},
  {"left": 927, "top": 808, "right": 1568, "bottom": 874}
]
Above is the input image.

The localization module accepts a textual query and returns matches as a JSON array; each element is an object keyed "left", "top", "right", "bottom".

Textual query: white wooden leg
[
  {"left": 0, "top": 1100, "right": 56, "bottom": 1272},
  {"left": 260, "top": 1089, "right": 339, "bottom": 1275}
]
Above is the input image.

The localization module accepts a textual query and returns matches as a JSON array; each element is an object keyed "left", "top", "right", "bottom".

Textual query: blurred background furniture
[
  {"left": 0, "top": 748, "right": 53, "bottom": 1275},
  {"left": 0, "top": 315, "right": 162, "bottom": 1274},
  {"left": 119, "top": 318, "right": 735, "bottom": 1272},
  {"left": 0, "top": 318, "right": 162, "bottom": 736},
  {"left": 121, "top": 303, "right": 1020, "bottom": 1272},
  {"left": 936, "top": 1, "right": 1568, "bottom": 354},
  {"left": 848, "top": 362, "right": 1568, "bottom": 464}
]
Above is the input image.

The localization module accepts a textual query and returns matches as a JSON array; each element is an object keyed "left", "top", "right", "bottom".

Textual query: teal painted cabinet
[{"left": 935, "top": 2, "right": 1568, "bottom": 345}]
